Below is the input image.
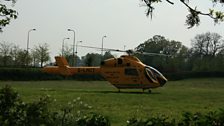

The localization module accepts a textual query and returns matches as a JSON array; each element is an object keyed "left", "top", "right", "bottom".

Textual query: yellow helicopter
[{"left": 42, "top": 47, "right": 168, "bottom": 92}]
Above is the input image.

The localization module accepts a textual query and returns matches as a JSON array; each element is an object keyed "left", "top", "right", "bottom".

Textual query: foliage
[
  {"left": 0, "top": 85, "right": 110, "bottom": 126},
  {"left": 0, "top": 41, "right": 51, "bottom": 67},
  {"left": 33, "top": 43, "right": 50, "bottom": 67},
  {"left": 135, "top": 34, "right": 224, "bottom": 73},
  {"left": 82, "top": 53, "right": 102, "bottom": 66},
  {"left": 0, "top": 68, "right": 63, "bottom": 81},
  {"left": 178, "top": 110, "right": 224, "bottom": 126},
  {"left": 165, "top": 71, "right": 224, "bottom": 80},
  {"left": 0, "top": 0, "right": 18, "bottom": 31},
  {"left": 135, "top": 35, "right": 190, "bottom": 72},
  {"left": 127, "top": 110, "right": 224, "bottom": 126},
  {"left": 191, "top": 32, "right": 224, "bottom": 57},
  {"left": 0, "top": 68, "right": 105, "bottom": 81},
  {"left": 127, "top": 115, "right": 175, "bottom": 126},
  {"left": 141, "top": 0, "right": 224, "bottom": 28},
  {"left": 76, "top": 113, "right": 110, "bottom": 126}
]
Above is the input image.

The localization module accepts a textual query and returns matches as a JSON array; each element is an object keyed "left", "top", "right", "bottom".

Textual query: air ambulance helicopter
[{"left": 42, "top": 46, "right": 168, "bottom": 93}]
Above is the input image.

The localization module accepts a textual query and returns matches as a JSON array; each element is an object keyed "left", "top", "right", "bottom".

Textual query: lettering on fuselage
[{"left": 78, "top": 68, "right": 95, "bottom": 73}]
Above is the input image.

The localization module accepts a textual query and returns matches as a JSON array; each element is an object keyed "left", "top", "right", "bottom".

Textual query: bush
[
  {"left": 127, "top": 110, "right": 224, "bottom": 126},
  {"left": 179, "top": 110, "right": 224, "bottom": 126},
  {"left": 0, "top": 85, "right": 110, "bottom": 126},
  {"left": 76, "top": 113, "right": 110, "bottom": 126},
  {"left": 127, "top": 115, "right": 175, "bottom": 126}
]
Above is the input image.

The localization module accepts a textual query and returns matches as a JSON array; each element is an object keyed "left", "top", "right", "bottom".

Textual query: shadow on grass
[
  {"left": 71, "top": 90, "right": 161, "bottom": 95},
  {"left": 39, "top": 88, "right": 161, "bottom": 95}
]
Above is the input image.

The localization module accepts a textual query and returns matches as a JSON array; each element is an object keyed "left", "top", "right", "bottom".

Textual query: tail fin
[
  {"left": 42, "top": 56, "right": 71, "bottom": 76},
  {"left": 55, "top": 56, "right": 69, "bottom": 67}
]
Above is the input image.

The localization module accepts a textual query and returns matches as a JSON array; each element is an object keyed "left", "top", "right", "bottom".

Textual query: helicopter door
[{"left": 124, "top": 68, "right": 140, "bottom": 86}]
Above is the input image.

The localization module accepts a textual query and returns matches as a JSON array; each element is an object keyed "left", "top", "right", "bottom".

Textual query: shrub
[
  {"left": 0, "top": 85, "right": 110, "bottom": 126},
  {"left": 76, "top": 113, "right": 110, "bottom": 126},
  {"left": 127, "top": 115, "right": 175, "bottom": 126},
  {"left": 127, "top": 110, "right": 224, "bottom": 126},
  {"left": 179, "top": 110, "right": 224, "bottom": 126}
]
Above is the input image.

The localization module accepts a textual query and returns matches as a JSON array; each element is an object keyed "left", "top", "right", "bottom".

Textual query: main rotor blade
[
  {"left": 77, "top": 45, "right": 169, "bottom": 56},
  {"left": 135, "top": 51, "right": 170, "bottom": 56},
  {"left": 77, "top": 45, "right": 125, "bottom": 52}
]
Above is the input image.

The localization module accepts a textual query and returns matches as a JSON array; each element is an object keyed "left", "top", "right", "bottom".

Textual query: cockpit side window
[{"left": 125, "top": 68, "right": 139, "bottom": 76}]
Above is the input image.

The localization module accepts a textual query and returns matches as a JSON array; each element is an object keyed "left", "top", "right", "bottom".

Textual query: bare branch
[{"left": 166, "top": 0, "right": 174, "bottom": 5}]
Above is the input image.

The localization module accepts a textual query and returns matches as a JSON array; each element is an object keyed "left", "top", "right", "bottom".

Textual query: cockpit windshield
[
  {"left": 145, "top": 66, "right": 167, "bottom": 86},
  {"left": 147, "top": 66, "right": 165, "bottom": 78},
  {"left": 145, "top": 67, "right": 157, "bottom": 82}
]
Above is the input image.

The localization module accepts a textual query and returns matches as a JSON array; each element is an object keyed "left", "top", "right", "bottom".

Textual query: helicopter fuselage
[{"left": 42, "top": 55, "right": 167, "bottom": 90}]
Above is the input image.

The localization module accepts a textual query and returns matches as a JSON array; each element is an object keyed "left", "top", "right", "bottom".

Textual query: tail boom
[{"left": 42, "top": 56, "right": 101, "bottom": 76}]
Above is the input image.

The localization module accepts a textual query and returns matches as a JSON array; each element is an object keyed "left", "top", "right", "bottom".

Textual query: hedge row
[
  {"left": 165, "top": 71, "right": 224, "bottom": 80},
  {"left": 0, "top": 68, "right": 224, "bottom": 81},
  {"left": 0, "top": 68, "right": 63, "bottom": 81},
  {"left": 0, "top": 68, "right": 104, "bottom": 81}
]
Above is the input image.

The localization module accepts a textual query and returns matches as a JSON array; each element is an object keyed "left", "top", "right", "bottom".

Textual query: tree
[
  {"left": 135, "top": 35, "right": 189, "bottom": 72},
  {"left": 103, "top": 51, "right": 114, "bottom": 60},
  {"left": 62, "top": 44, "right": 73, "bottom": 66},
  {"left": 9, "top": 44, "right": 20, "bottom": 66},
  {"left": 31, "top": 49, "right": 39, "bottom": 67},
  {"left": 0, "top": 0, "right": 18, "bottom": 31},
  {"left": 82, "top": 53, "right": 101, "bottom": 66},
  {"left": 191, "top": 32, "right": 224, "bottom": 57},
  {"left": 33, "top": 43, "right": 50, "bottom": 67},
  {"left": 190, "top": 32, "right": 224, "bottom": 71},
  {"left": 16, "top": 49, "right": 29, "bottom": 67},
  {"left": 141, "top": 0, "right": 224, "bottom": 28},
  {"left": 0, "top": 41, "right": 12, "bottom": 66}
]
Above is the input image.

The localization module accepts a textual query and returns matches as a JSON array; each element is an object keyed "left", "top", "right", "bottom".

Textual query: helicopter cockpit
[{"left": 145, "top": 66, "right": 167, "bottom": 86}]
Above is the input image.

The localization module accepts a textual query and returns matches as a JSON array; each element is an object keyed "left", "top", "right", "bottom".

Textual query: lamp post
[
  {"left": 75, "top": 41, "right": 82, "bottom": 66},
  {"left": 62, "top": 37, "right": 70, "bottom": 56},
  {"left": 27, "top": 29, "right": 36, "bottom": 54},
  {"left": 26, "top": 28, "right": 36, "bottom": 66},
  {"left": 101, "top": 35, "right": 107, "bottom": 56},
  {"left": 67, "top": 29, "right": 75, "bottom": 66},
  {"left": 75, "top": 41, "right": 82, "bottom": 55}
]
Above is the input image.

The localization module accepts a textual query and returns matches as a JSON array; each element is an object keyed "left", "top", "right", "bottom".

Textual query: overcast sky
[{"left": 1, "top": 0, "right": 224, "bottom": 60}]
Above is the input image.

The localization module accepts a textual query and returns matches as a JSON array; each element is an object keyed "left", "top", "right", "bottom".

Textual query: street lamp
[
  {"left": 62, "top": 37, "right": 70, "bottom": 56},
  {"left": 75, "top": 41, "right": 82, "bottom": 66},
  {"left": 26, "top": 28, "right": 36, "bottom": 66},
  {"left": 67, "top": 29, "right": 75, "bottom": 66},
  {"left": 27, "top": 28, "right": 36, "bottom": 54},
  {"left": 75, "top": 41, "right": 82, "bottom": 55},
  {"left": 101, "top": 35, "right": 107, "bottom": 56}
]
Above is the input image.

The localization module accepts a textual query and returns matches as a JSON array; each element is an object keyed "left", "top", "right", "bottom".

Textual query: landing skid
[
  {"left": 117, "top": 88, "right": 151, "bottom": 93},
  {"left": 142, "top": 89, "right": 152, "bottom": 93}
]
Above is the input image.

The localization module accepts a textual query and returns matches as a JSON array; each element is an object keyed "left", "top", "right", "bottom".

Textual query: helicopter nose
[{"left": 157, "top": 77, "right": 167, "bottom": 86}]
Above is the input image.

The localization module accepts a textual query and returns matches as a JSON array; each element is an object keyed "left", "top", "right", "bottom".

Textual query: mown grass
[{"left": 1, "top": 78, "right": 224, "bottom": 126}]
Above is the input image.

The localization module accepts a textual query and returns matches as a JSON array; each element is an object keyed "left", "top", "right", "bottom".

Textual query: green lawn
[{"left": 1, "top": 78, "right": 224, "bottom": 126}]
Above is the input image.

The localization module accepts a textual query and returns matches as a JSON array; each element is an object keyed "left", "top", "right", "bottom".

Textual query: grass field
[{"left": 1, "top": 78, "right": 224, "bottom": 126}]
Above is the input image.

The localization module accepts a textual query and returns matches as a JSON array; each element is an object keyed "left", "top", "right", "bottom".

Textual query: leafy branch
[{"left": 141, "top": 0, "right": 224, "bottom": 28}]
